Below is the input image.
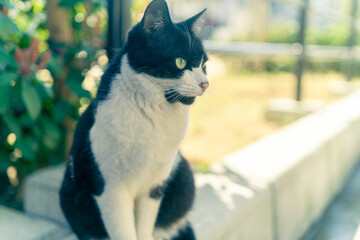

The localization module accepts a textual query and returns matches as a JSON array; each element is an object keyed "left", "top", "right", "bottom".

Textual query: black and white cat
[{"left": 59, "top": 0, "right": 209, "bottom": 239}]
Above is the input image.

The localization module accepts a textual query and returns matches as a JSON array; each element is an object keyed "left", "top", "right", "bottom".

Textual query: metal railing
[{"left": 107, "top": 0, "right": 131, "bottom": 60}]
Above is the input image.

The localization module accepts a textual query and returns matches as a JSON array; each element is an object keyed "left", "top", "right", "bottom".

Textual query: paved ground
[{"left": 303, "top": 163, "right": 360, "bottom": 240}]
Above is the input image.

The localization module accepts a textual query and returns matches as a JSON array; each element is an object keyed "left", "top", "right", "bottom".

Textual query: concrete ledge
[
  {"left": 309, "top": 162, "right": 360, "bottom": 240},
  {"left": 0, "top": 206, "right": 75, "bottom": 240},
  {"left": 329, "top": 80, "right": 360, "bottom": 95},
  {"left": 24, "top": 164, "right": 273, "bottom": 240},
  {"left": 190, "top": 166, "right": 273, "bottom": 240},
  {"left": 23, "top": 89, "right": 360, "bottom": 240},
  {"left": 24, "top": 165, "right": 69, "bottom": 227},
  {"left": 224, "top": 89, "right": 360, "bottom": 240},
  {"left": 265, "top": 98, "right": 324, "bottom": 122}
]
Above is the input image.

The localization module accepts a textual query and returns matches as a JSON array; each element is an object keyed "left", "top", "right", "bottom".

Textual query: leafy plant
[{"left": 0, "top": 0, "right": 107, "bottom": 209}]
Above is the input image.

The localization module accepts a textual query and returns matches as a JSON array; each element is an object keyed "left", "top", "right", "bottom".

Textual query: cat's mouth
[
  {"left": 164, "top": 81, "right": 209, "bottom": 105},
  {"left": 164, "top": 90, "right": 196, "bottom": 105}
]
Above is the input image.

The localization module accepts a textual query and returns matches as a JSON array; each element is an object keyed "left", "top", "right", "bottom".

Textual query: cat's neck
[
  {"left": 114, "top": 54, "right": 187, "bottom": 112},
  {"left": 118, "top": 55, "right": 166, "bottom": 105}
]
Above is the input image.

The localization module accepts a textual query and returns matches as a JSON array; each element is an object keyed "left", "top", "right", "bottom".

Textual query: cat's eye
[
  {"left": 175, "top": 58, "right": 187, "bottom": 69},
  {"left": 202, "top": 62, "right": 207, "bottom": 73}
]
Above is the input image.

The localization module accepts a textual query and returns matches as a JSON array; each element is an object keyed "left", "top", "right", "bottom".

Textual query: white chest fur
[{"left": 90, "top": 55, "right": 190, "bottom": 195}]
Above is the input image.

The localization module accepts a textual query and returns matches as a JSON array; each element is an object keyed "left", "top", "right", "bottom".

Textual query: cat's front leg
[
  {"left": 95, "top": 189, "right": 137, "bottom": 240},
  {"left": 135, "top": 193, "right": 162, "bottom": 240}
]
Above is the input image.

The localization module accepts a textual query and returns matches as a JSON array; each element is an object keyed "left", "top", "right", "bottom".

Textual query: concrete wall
[{"left": 24, "top": 89, "right": 360, "bottom": 240}]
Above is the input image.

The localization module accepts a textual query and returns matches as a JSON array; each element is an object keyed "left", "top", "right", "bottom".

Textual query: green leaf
[
  {"left": 31, "top": 125, "right": 42, "bottom": 139},
  {"left": 21, "top": 80, "right": 42, "bottom": 120},
  {"left": 41, "top": 117, "right": 62, "bottom": 150},
  {"left": 2, "top": 114, "right": 22, "bottom": 138},
  {"left": 0, "top": 13, "right": 20, "bottom": 40},
  {"left": 0, "top": 149, "right": 10, "bottom": 171},
  {"left": 0, "top": 72, "right": 18, "bottom": 85},
  {"left": 0, "top": 89, "right": 10, "bottom": 113},
  {"left": 52, "top": 100, "right": 72, "bottom": 122},
  {"left": 66, "top": 67, "right": 90, "bottom": 99},
  {"left": 58, "top": 0, "right": 84, "bottom": 8},
  {"left": 36, "top": 81, "right": 54, "bottom": 100},
  {"left": 19, "top": 114, "right": 35, "bottom": 128},
  {"left": 15, "top": 137, "right": 38, "bottom": 161},
  {"left": 18, "top": 34, "right": 32, "bottom": 49},
  {"left": 47, "top": 56, "right": 63, "bottom": 77},
  {"left": 0, "top": 86, "right": 11, "bottom": 113},
  {"left": 0, "top": 72, "right": 18, "bottom": 113},
  {"left": 0, "top": 47, "right": 17, "bottom": 69},
  {"left": 0, "top": 0, "right": 14, "bottom": 9}
]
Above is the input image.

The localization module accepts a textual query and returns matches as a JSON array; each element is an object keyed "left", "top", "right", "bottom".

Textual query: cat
[{"left": 59, "top": 0, "right": 209, "bottom": 239}]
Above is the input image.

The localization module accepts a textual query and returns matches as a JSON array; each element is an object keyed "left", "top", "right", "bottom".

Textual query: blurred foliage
[
  {"left": 267, "top": 21, "right": 349, "bottom": 46},
  {"left": 267, "top": 20, "right": 299, "bottom": 44},
  {"left": 265, "top": 20, "right": 358, "bottom": 75},
  {"left": 307, "top": 24, "right": 349, "bottom": 46},
  {"left": 130, "top": 0, "right": 148, "bottom": 24},
  {"left": 0, "top": 0, "right": 107, "bottom": 209}
]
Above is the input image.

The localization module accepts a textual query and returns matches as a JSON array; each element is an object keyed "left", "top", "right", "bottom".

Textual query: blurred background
[{"left": 0, "top": 0, "right": 359, "bottom": 213}]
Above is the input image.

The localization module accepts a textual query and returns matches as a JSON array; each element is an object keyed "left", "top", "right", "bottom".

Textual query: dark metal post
[
  {"left": 295, "top": 0, "right": 309, "bottom": 102},
  {"left": 346, "top": 0, "right": 358, "bottom": 81},
  {"left": 107, "top": 0, "right": 131, "bottom": 60}
]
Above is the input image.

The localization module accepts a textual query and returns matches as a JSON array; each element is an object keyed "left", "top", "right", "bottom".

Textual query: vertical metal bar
[
  {"left": 107, "top": 0, "right": 131, "bottom": 60},
  {"left": 295, "top": 0, "right": 309, "bottom": 102},
  {"left": 346, "top": 0, "right": 358, "bottom": 81}
]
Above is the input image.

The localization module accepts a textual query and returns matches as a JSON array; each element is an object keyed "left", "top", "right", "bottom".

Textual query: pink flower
[{"left": 14, "top": 40, "right": 52, "bottom": 77}]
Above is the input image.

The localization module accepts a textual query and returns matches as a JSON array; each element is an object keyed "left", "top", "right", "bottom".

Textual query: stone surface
[
  {"left": 0, "top": 205, "right": 75, "bottom": 240},
  {"left": 24, "top": 164, "right": 68, "bottom": 227},
  {"left": 265, "top": 98, "right": 324, "bottom": 122},
  {"left": 306, "top": 163, "right": 360, "bottom": 240},
  {"left": 190, "top": 165, "right": 273, "bottom": 240}
]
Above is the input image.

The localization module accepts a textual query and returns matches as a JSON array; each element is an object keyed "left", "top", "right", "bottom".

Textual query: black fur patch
[
  {"left": 60, "top": 102, "right": 108, "bottom": 239},
  {"left": 172, "top": 223, "right": 196, "bottom": 240},
  {"left": 96, "top": 48, "right": 126, "bottom": 103},
  {"left": 126, "top": 22, "right": 205, "bottom": 79},
  {"left": 165, "top": 90, "right": 195, "bottom": 105},
  {"left": 150, "top": 184, "right": 166, "bottom": 199},
  {"left": 60, "top": 168, "right": 108, "bottom": 239},
  {"left": 155, "top": 154, "right": 196, "bottom": 228},
  {"left": 69, "top": 102, "right": 105, "bottom": 195}
]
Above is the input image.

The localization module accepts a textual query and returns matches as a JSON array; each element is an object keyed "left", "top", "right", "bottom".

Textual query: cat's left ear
[
  {"left": 141, "top": 0, "right": 172, "bottom": 32},
  {"left": 184, "top": 9, "right": 207, "bottom": 36}
]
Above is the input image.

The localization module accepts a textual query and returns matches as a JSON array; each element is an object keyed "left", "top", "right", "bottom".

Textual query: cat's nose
[{"left": 199, "top": 82, "right": 209, "bottom": 92}]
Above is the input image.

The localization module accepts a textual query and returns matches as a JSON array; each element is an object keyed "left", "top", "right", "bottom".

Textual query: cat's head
[{"left": 126, "top": 0, "right": 209, "bottom": 105}]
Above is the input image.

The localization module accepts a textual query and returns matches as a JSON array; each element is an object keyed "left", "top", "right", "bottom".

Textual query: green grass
[{"left": 181, "top": 61, "right": 348, "bottom": 165}]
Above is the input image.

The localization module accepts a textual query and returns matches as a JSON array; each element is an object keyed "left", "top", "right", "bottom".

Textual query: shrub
[{"left": 0, "top": 0, "right": 107, "bottom": 209}]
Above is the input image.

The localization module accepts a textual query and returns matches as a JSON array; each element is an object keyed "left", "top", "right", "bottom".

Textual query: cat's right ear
[
  {"left": 184, "top": 9, "right": 207, "bottom": 36},
  {"left": 141, "top": 0, "right": 172, "bottom": 32}
]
